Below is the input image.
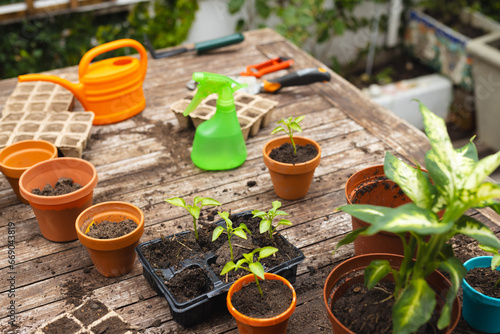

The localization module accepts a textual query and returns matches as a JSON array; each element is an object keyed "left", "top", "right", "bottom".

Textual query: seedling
[
  {"left": 271, "top": 115, "right": 305, "bottom": 155},
  {"left": 479, "top": 245, "right": 500, "bottom": 287},
  {"left": 165, "top": 196, "right": 221, "bottom": 240},
  {"left": 252, "top": 200, "right": 292, "bottom": 239},
  {"left": 221, "top": 246, "right": 279, "bottom": 296},
  {"left": 212, "top": 211, "right": 251, "bottom": 262}
]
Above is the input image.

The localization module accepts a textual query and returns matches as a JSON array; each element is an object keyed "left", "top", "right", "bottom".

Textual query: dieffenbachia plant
[
  {"left": 335, "top": 101, "right": 500, "bottom": 334},
  {"left": 165, "top": 196, "right": 221, "bottom": 240},
  {"left": 271, "top": 115, "right": 304, "bottom": 155},
  {"left": 212, "top": 211, "right": 251, "bottom": 263},
  {"left": 251, "top": 200, "right": 292, "bottom": 240}
]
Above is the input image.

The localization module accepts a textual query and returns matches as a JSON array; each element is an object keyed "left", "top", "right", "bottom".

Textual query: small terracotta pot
[
  {"left": 263, "top": 136, "right": 321, "bottom": 200},
  {"left": 227, "top": 273, "right": 297, "bottom": 334},
  {"left": 0, "top": 140, "right": 58, "bottom": 204},
  {"left": 75, "top": 201, "right": 144, "bottom": 277},
  {"left": 323, "top": 253, "right": 461, "bottom": 334},
  {"left": 19, "top": 158, "right": 98, "bottom": 242},
  {"left": 346, "top": 165, "right": 412, "bottom": 255}
]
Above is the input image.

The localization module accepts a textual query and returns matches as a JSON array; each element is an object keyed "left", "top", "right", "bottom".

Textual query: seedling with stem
[
  {"left": 221, "top": 246, "right": 279, "bottom": 296},
  {"left": 165, "top": 196, "right": 221, "bottom": 240},
  {"left": 212, "top": 211, "right": 251, "bottom": 262},
  {"left": 271, "top": 115, "right": 305, "bottom": 155},
  {"left": 252, "top": 200, "right": 292, "bottom": 240}
]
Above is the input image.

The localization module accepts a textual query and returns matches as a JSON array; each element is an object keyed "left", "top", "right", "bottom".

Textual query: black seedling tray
[{"left": 136, "top": 210, "right": 305, "bottom": 327}]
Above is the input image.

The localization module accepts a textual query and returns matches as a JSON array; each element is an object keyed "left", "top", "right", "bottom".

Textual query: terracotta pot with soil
[
  {"left": 346, "top": 165, "right": 412, "bottom": 255},
  {"left": 227, "top": 273, "right": 297, "bottom": 334},
  {"left": 461, "top": 256, "right": 500, "bottom": 333},
  {"left": 0, "top": 140, "right": 58, "bottom": 204},
  {"left": 263, "top": 136, "right": 321, "bottom": 200},
  {"left": 76, "top": 201, "right": 144, "bottom": 277},
  {"left": 323, "top": 253, "right": 460, "bottom": 334},
  {"left": 19, "top": 157, "right": 98, "bottom": 242}
]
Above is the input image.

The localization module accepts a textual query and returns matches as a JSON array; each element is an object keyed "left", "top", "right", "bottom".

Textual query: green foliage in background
[{"left": 0, "top": 0, "right": 198, "bottom": 79}]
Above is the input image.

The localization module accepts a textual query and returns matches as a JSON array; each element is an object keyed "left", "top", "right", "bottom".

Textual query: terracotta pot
[
  {"left": 323, "top": 253, "right": 461, "bottom": 334},
  {"left": 263, "top": 136, "right": 321, "bottom": 200},
  {"left": 75, "top": 201, "right": 144, "bottom": 277},
  {"left": 227, "top": 273, "right": 297, "bottom": 334},
  {"left": 0, "top": 140, "right": 58, "bottom": 204},
  {"left": 19, "top": 158, "right": 98, "bottom": 242},
  {"left": 346, "top": 165, "right": 412, "bottom": 255}
]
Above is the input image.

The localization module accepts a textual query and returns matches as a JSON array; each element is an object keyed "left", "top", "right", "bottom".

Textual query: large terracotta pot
[
  {"left": 19, "top": 158, "right": 98, "bottom": 242},
  {"left": 346, "top": 165, "right": 411, "bottom": 255},
  {"left": 75, "top": 201, "right": 144, "bottom": 277},
  {"left": 263, "top": 136, "right": 321, "bottom": 200},
  {"left": 227, "top": 273, "right": 297, "bottom": 334},
  {"left": 0, "top": 140, "right": 58, "bottom": 204},
  {"left": 323, "top": 253, "right": 461, "bottom": 334}
]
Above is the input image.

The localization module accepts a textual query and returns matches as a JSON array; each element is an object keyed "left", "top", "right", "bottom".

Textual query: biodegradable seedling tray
[
  {"left": 170, "top": 92, "right": 278, "bottom": 140},
  {"left": 0, "top": 111, "right": 94, "bottom": 158},
  {"left": 136, "top": 210, "right": 305, "bottom": 327}
]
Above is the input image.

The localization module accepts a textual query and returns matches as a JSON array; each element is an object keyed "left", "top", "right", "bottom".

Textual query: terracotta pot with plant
[
  {"left": 225, "top": 247, "right": 297, "bottom": 334},
  {"left": 19, "top": 157, "right": 98, "bottom": 242},
  {"left": 75, "top": 201, "right": 144, "bottom": 277},
  {"left": 263, "top": 116, "right": 321, "bottom": 200},
  {"left": 0, "top": 140, "right": 58, "bottom": 204},
  {"left": 326, "top": 101, "right": 500, "bottom": 333}
]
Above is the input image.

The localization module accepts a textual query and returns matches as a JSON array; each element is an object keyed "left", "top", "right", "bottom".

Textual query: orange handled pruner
[{"left": 240, "top": 57, "right": 294, "bottom": 78}]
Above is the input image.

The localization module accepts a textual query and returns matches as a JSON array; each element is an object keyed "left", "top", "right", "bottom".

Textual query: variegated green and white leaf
[
  {"left": 473, "top": 182, "right": 500, "bottom": 204},
  {"left": 364, "top": 260, "right": 392, "bottom": 289},
  {"left": 393, "top": 278, "right": 436, "bottom": 334},
  {"left": 425, "top": 150, "right": 454, "bottom": 202},
  {"left": 337, "top": 204, "right": 392, "bottom": 225},
  {"left": 437, "top": 257, "right": 466, "bottom": 329},
  {"left": 384, "top": 152, "right": 435, "bottom": 209},
  {"left": 453, "top": 216, "right": 500, "bottom": 250},
  {"left": 464, "top": 151, "right": 500, "bottom": 190},
  {"left": 333, "top": 226, "right": 368, "bottom": 253}
]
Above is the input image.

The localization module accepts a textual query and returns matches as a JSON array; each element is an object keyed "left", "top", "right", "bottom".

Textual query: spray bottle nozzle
[{"left": 182, "top": 72, "right": 247, "bottom": 117}]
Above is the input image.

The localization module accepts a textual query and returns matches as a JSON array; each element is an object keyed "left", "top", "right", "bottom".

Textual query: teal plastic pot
[{"left": 462, "top": 256, "right": 500, "bottom": 333}]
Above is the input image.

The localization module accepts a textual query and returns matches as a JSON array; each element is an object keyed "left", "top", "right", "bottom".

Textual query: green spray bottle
[{"left": 183, "top": 72, "right": 247, "bottom": 170}]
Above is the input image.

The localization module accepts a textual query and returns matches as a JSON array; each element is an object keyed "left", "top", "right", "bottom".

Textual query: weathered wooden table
[{"left": 1, "top": 28, "right": 499, "bottom": 334}]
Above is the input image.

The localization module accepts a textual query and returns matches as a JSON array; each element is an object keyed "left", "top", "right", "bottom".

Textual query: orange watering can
[{"left": 18, "top": 39, "right": 148, "bottom": 125}]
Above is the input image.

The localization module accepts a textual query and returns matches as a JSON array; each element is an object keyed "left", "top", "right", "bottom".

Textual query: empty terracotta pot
[
  {"left": 227, "top": 273, "right": 297, "bottom": 334},
  {"left": 75, "top": 201, "right": 144, "bottom": 277},
  {"left": 0, "top": 140, "right": 58, "bottom": 204},
  {"left": 263, "top": 136, "right": 321, "bottom": 200},
  {"left": 19, "top": 157, "right": 98, "bottom": 242}
]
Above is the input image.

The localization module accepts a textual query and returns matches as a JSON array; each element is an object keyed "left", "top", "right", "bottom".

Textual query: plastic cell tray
[{"left": 136, "top": 210, "right": 305, "bottom": 327}]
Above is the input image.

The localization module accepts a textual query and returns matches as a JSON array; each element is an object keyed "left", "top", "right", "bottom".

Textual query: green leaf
[
  {"left": 249, "top": 262, "right": 265, "bottom": 280},
  {"left": 294, "top": 115, "right": 305, "bottom": 123},
  {"left": 220, "top": 261, "right": 236, "bottom": 275},
  {"left": 492, "top": 254, "right": 500, "bottom": 270},
  {"left": 453, "top": 216, "right": 500, "bottom": 250},
  {"left": 239, "top": 223, "right": 252, "bottom": 235},
  {"left": 260, "top": 219, "right": 272, "bottom": 234},
  {"left": 258, "top": 246, "right": 278, "bottom": 259},
  {"left": 256, "top": 0, "right": 271, "bottom": 18},
  {"left": 165, "top": 197, "right": 186, "bottom": 207},
  {"left": 233, "top": 228, "right": 248, "bottom": 240},
  {"left": 198, "top": 197, "right": 221, "bottom": 207},
  {"left": 218, "top": 211, "right": 232, "bottom": 229},
  {"left": 228, "top": 0, "right": 244, "bottom": 14},
  {"left": 364, "top": 260, "right": 391, "bottom": 289},
  {"left": 275, "top": 210, "right": 288, "bottom": 216},
  {"left": 252, "top": 210, "right": 266, "bottom": 218},
  {"left": 277, "top": 219, "right": 292, "bottom": 226},
  {"left": 425, "top": 150, "right": 454, "bottom": 202},
  {"left": 384, "top": 152, "right": 435, "bottom": 210},
  {"left": 334, "top": 226, "right": 368, "bottom": 253},
  {"left": 272, "top": 200, "right": 281, "bottom": 210},
  {"left": 235, "top": 258, "right": 248, "bottom": 270},
  {"left": 479, "top": 244, "right": 499, "bottom": 255},
  {"left": 186, "top": 205, "right": 200, "bottom": 219},
  {"left": 437, "top": 257, "right": 466, "bottom": 329},
  {"left": 464, "top": 151, "right": 500, "bottom": 190},
  {"left": 474, "top": 182, "right": 500, "bottom": 204},
  {"left": 290, "top": 123, "right": 302, "bottom": 132},
  {"left": 337, "top": 204, "right": 391, "bottom": 225},
  {"left": 271, "top": 127, "right": 285, "bottom": 135},
  {"left": 212, "top": 226, "right": 224, "bottom": 241},
  {"left": 393, "top": 278, "right": 436, "bottom": 334}
]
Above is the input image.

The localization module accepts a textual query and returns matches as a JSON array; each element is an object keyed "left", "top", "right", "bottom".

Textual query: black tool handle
[
  {"left": 270, "top": 67, "right": 331, "bottom": 88},
  {"left": 195, "top": 33, "right": 245, "bottom": 53}
]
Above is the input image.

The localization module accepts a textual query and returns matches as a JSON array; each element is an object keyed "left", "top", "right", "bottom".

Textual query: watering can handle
[{"left": 78, "top": 39, "right": 148, "bottom": 80}]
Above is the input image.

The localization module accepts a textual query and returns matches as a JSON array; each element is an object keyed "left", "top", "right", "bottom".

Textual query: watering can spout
[{"left": 18, "top": 74, "right": 87, "bottom": 109}]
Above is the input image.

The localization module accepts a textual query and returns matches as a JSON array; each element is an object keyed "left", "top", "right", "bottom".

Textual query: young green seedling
[
  {"left": 221, "top": 246, "right": 279, "bottom": 296},
  {"left": 165, "top": 196, "right": 221, "bottom": 240},
  {"left": 479, "top": 245, "right": 500, "bottom": 287},
  {"left": 212, "top": 211, "right": 251, "bottom": 262},
  {"left": 252, "top": 200, "right": 292, "bottom": 240},
  {"left": 271, "top": 115, "right": 305, "bottom": 155}
]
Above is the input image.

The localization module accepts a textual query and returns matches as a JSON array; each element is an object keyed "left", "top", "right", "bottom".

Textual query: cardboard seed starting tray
[
  {"left": 2, "top": 74, "right": 76, "bottom": 114},
  {"left": 0, "top": 111, "right": 94, "bottom": 158},
  {"left": 32, "top": 299, "right": 137, "bottom": 334},
  {"left": 170, "top": 91, "right": 279, "bottom": 140}
]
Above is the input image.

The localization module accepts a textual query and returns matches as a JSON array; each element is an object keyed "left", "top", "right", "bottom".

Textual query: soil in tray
[
  {"left": 165, "top": 266, "right": 214, "bottom": 303},
  {"left": 331, "top": 280, "right": 442, "bottom": 334},
  {"left": 231, "top": 279, "right": 293, "bottom": 318},
  {"left": 31, "top": 177, "right": 82, "bottom": 196},
  {"left": 41, "top": 316, "right": 80, "bottom": 334},
  {"left": 465, "top": 267, "right": 500, "bottom": 299},
  {"left": 86, "top": 219, "right": 138, "bottom": 239},
  {"left": 72, "top": 300, "right": 109, "bottom": 326},
  {"left": 269, "top": 142, "right": 318, "bottom": 164}
]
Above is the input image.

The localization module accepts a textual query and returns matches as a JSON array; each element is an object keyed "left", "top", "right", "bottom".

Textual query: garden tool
[
  {"left": 18, "top": 39, "right": 148, "bottom": 125},
  {"left": 144, "top": 33, "right": 244, "bottom": 59}
]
